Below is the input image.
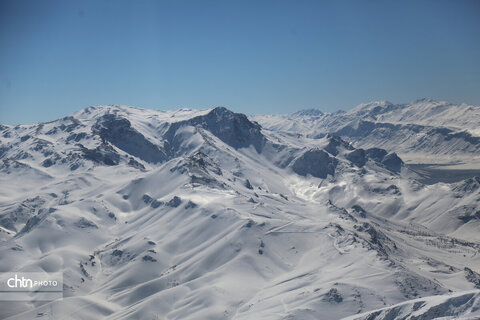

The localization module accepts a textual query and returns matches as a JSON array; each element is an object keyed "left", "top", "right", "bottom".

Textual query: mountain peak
[
  {"left": 74, "top": 104, "right": 149, "bottom": 121},
  {"left": 210, "top": 106, "right": 229, "bottom": 113},
  {"left": 351, "top": 100, "right": 395, "bottom": 113},
  {"left": 167, "top": 106, "right": 266, "bottom": 152},
  {"left": 292, "top": 108, "right": 324, "bottom": 117},
  {"left": 413, "top": 97, "right": 436, "bottom": 103}
]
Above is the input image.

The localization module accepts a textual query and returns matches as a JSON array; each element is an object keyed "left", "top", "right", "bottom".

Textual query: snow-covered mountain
[
  {"left": 254, "top": 99, "right": 480, "bottom": 166},
  {"left": 1, "top": 104, "right": 479, "bottom": 319}
]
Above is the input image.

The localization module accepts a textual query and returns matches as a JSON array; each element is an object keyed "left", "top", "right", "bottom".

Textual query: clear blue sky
[{"left": 1, "top": 0, "right": 479, "bottom": 124}]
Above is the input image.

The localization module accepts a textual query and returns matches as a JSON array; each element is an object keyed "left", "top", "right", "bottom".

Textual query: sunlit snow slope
[{"left": 0, "top": 105, "right": 479, "bottom": 319}]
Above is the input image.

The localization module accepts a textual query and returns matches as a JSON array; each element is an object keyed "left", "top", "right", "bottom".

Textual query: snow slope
[{"left": 0, "top": 105, "right": 479, "bottom": 319}]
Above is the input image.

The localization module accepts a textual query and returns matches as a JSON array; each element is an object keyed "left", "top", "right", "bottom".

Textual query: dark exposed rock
[
  {"left": 365, "top": 148, "right": 388, "bottom": 162},
  {"left": 323, "top": 288, "right": 343, "bottom": 303},
  {"left": 327, "top": 200, "right": 358, "bottom": 222},
  {"left": 17, "top": 215, "right": 42, "bottom": 235},
  {"left": 93, "top": 114, "right": 167, "bottom": 163},
  {"left": 453, "top": 177, "right": 480, "bottom": 194},
  {"left": 142, "top": 194, "right": 163, "bottom": 208},
  {"left": 0, "top": 146, "right": 9, "bottom": 159},
  {"left": 32, "top": 138, "right": 53, "bottom": 152},
  {"left": 172, "top": 151, "right": 226, "bottom": 189},
  {"left": 324, "top": 134, "right": 353, "bottom": 156},
  {"left": 354, "top": 222, "right": 397, "bottom": 260},
  {"left": 464, "top": 267, "right": 480, "bottom": 289},
  {"left": 244, "top": 219, "right": 254, "bottom": 228},
  {"left": 143, "top": 194, "right": 153, "bottom": 205},
  {"left": 185, "top": 201, "right": 197, "bottom": 209},
  {"left": 382, "top": 153, "right": 403, "bottom": 172},
  {"left": 365, "top": 147, "right": 404, "bottom": 172},
  {"left": 12, "top": 150, "right": 32, "bottom": 160},
  {"left": 453, "top": 206, "right": 480, "bottom": 223},
  {"left": 20, "top": 135, "right": 31, "bottom": 142},
  {"left": 66, "top": 132, "right": 87, "bottom": 143},
  {"left": 112, "top": 249, "right": 123, "bottom": 257},
  {"left": 45, "top": 117, "right": 82, "bottom": 135},
  {"left": 351, "top": 205, "right": 367, "bottom": 218},
  {"left": 167, "top": 196, "right": 182, "bottom": 208},
  {"left": 74, "top": 217, "right": 98, "bottom": 229},
  {"left": 42, "top": 158, "right": 56, "bottom": 167},
  {"left": 77, "top": 143, "right": 120, "bottom": 166},
  {"left": 142, "top": 255, "right": 157, "bottom": 262},
  {"left": 346, "top": 149, "right": 367, "bottom": 167},
  {"left": 371, "top": 184, "right": 401, "bottom": 195},
  {"left": 1, "top": 196, "right": 46, "bottom": 233},
  {"left": 291, "top": 149, "right": 338, "bottom": 179},
  {"left": 128, "top": 157, "right": 145, "bottom": 170},
  {"left": 171, "top": 151, "right": 222, "bottom": 178}
]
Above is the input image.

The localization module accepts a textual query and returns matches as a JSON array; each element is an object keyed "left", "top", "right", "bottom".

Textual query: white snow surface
[{"left": 0, "top": 104, "right": 479, "bottom": 319}]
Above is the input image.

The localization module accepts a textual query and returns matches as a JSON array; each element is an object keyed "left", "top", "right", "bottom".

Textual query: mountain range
[
  {"left": 1, "top": 100, "right": 479, "bottom": 319},
  {"left": 254, "top": 99, "right": 480, "bottom": 168}
]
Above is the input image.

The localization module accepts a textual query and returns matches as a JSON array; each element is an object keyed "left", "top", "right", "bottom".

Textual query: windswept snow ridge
[{"left": 0, "top": 103, "right": 479, "bottom": 319}]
